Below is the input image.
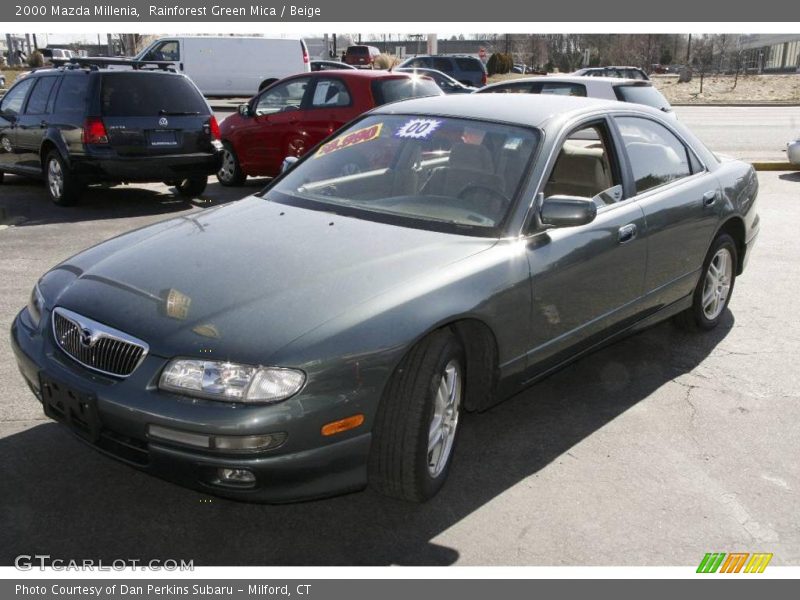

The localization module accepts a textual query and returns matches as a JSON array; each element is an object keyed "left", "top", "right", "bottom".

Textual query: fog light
[{"left": 218, "top": 468, "right": 255, "bottom": 484}]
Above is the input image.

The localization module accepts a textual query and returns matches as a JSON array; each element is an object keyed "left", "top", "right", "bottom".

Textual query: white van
[{"left": 134, "top": 36, "right": 310, "bottom": 96}]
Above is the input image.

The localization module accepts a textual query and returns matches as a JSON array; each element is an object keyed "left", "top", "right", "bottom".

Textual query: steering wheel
[{"left": 457, "top": 184, "right": 510, "bottom": 205}]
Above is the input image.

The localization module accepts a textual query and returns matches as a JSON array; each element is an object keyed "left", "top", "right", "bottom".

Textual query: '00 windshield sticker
[
  {"left": 315, "top": 123, "right": 383, "bottom": 158},
  {"left": 395, "top": 118, "right": 442, "bottom": 140}
]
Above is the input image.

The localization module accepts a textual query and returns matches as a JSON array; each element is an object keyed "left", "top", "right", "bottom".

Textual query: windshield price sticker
[
  {"left": 395, "top": 118, "right": 442, "bottom": 140},
  {"left": 315, "top": 123, "right": 383, "bottom": 158}
]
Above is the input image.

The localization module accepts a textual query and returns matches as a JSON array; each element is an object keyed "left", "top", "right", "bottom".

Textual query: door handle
[
  {"left": 618, "top": 223, "right": 637, "bottom": 244},
  {"left": 702, "top": 190, "right": 717, "bottom": 206}
]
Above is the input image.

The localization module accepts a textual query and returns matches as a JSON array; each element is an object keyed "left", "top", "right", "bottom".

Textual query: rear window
[
  {"left": 100, "top": 73, "right": 209, "bottom": 117},
  {"left": 614, "top": 84, "right": 671, "bottom": 111},
  {"left": 370, "top": 77, "right": 442, "bottom": 106},
  {"left": 347, "top": 46, "right": 369, "bottom": 56},
  {"left": 455, "top": 58, "right": 483, "bottom": 72}
]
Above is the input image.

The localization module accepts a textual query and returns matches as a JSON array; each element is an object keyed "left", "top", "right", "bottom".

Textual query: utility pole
[{"left": 686, "top": 33, "right": 692, "bottom": 63}]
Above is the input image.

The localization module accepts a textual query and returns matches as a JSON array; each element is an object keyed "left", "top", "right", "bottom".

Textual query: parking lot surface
[{"left": 1, "top": 171, "right": 798, "bottom": 566}]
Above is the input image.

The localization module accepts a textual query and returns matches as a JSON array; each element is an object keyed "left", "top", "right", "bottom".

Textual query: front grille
[{"left": 52, "top": 307, "right": 149, "bottom": 378}]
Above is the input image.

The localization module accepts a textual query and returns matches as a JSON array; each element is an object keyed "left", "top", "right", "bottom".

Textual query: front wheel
[
  {"left": 675, "top": 233, "right": 737, "bottom": 330},
  {"left": 175, "top": 176, "right": 208, "bottom": 198},
  {"left": 369, "top": 329, "right": 465, "bottom": 502}
]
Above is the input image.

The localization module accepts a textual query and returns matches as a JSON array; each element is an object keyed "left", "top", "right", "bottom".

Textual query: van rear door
[{"left": 97, "top": 72, "right": 214, "bottom": 157}]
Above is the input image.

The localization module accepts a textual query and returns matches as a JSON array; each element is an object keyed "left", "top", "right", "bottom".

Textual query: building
[{"left": 739, "top": 34, "right": 800, "bottom": 72}]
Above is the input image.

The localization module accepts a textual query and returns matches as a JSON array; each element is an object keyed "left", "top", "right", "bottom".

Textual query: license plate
[
  {"left": 148, "top": 130, "right": 178, "bottom": 146},
  {"left": 40, "top": 375, "right": 101, "bottom": 443}
]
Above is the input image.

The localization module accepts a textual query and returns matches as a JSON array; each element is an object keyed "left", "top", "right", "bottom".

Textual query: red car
[{"left": 217, "top": 70, "right": 442, "bottom": 185}]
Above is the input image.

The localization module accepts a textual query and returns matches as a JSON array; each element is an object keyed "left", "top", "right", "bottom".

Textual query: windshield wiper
[{"left": 158, "top": 110, "right": 201, "bottom": 116}]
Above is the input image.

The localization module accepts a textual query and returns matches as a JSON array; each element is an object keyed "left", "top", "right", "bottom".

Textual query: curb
[{"left": 751, "top": 161, "right": 797, "bottom": 171}]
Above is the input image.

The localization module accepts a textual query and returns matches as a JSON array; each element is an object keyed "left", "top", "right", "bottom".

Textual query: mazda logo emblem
[
  {"left": 158, "top": 117, "right": 168, "bottom": 127},
  {"left": 79, "top": 328, "right": 95, "bottom": 348}
]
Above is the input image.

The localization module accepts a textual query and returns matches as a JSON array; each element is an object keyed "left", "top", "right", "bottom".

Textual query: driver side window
[
  {"left": 255, "top": 78, "right": 310, "bottom": 116},
  {"left": 0, "top": 78, "right": 35, "bottom": 117},
  {"left": 144, "top": 41, "right": 179, "bottom": 62},
  {"left": 544, "top": 122, "right": 622, "bottom": 207}
]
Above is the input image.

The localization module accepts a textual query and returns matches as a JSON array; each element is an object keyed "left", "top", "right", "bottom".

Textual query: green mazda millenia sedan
[{"left": 12, "top": 94, "right": 759, "bottom": 503}]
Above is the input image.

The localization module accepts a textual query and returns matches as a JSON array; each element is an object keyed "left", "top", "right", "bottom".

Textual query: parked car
[
  {"left": 395, "top": 67, "right": 477, "bottom": 94},
  {"left": 0, "top": 60, "right": 222, "bottom": 205},
  {"left": 134, "top": 36, "right": 310, "bottom": 95},
  {"left": 12, "top": 94, "right": 759, "bottom": 503},
  {"left": 0, "top": 74, "right": 6, "bottom": 88},
  {"left": 397, "top": 55, "right": 488, "bottom": 87},
  {"left": 343, "top": 45, "right": 381, "bottom": 69},
  {"left": 574, "top": 66, "right": 650, "bottom": 80},
  {"left": 478, "top": 76, "right": 674, "bottom": 117},
  {"left": 216, "top": 70, "right": 442, "bottom": 185},
  {"left": 789, "top": 135, "right": 800, "bottom": 166},
  {"left": 311, "top": 60, "right": 357, "bottom": 72}
]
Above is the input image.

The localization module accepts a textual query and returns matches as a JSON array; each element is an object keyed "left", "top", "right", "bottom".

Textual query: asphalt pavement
[{"left": 0, "top": 171, "right": 798, "bottom": 566}]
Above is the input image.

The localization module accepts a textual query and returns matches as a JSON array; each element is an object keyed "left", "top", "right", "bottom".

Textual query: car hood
[{"left": 50, "top": 196, "right": 495, "bottom": 364}]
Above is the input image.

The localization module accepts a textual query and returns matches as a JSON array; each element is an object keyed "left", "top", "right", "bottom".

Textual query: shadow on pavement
[
  {"left": 778, "top": 172, "right": 800, "bottom": 182},
  {"left": 0, "top": 313, "right": 733, "bottom": 566},
  {"left": 0, "top": 175, "right": 270, "bottom": 227}
]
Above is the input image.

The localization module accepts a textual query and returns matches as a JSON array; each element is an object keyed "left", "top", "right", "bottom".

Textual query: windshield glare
[{"left": 266, "top": 115, "right": 539, "bottom": 235}]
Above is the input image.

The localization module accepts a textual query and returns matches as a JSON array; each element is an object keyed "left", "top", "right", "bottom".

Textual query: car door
[
  {"left": 301, "top": 76, "right": 355, "bottom": 157},
  {"left": 524, "top": 119, "right": 648, "bottom": 373},
  {"left": 237, "top": 76, "right": 311, "bottom": 176},
  {"left": 613, "top": 115, "right": 720, "bottom": 308},
  {"left": 0, "top": 77, "right": 36, "bottom": 173},
  {"left": 15, "top": 74, "right": 60, "bottom": 172}
]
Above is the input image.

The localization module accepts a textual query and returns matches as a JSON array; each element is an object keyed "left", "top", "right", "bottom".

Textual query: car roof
[
  {"left": 486, "top": 75, "right": 649, "bottom": 87},
  {"left": 371, "top": 93, "right": 635, "bottom": 127},
  {"left": 304, "top": 69, "right": 411, "bottom": 80}
]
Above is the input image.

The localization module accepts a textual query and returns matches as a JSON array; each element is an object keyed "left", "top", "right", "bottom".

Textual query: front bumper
[
  {"left": 70, "top": 152, "right": 222, "bottom": 184},
  {"left": 11, "top": 310, "right": 371, "bottom": 503}
]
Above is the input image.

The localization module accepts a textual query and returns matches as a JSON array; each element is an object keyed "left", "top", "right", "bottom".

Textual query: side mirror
[
  {"left": 238, "top": 104, "right": 251, "bottom": 117},
  {"left": 540, "top": 195, "right": 597, "bottom": 228},
  {"left": 281, "top": 156, "right": 299, "bottom": 173}
]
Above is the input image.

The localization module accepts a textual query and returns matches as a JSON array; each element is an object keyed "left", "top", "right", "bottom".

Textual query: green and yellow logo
[{"left": 697, "top": 552, "right": 773, "bottom": 573}]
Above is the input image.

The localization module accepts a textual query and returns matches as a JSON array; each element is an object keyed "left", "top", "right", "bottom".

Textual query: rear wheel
[
  {"left": 369, "top": 329, "right": 465, "bottom": 502},
  {"left": 175, "top": 176, "right": 208, "bottom": 198},
  {"left": 45, "top": 151, "right": 81, "bottom": 206},
  {"left": 217, "top": 143, "right": 246, "bottom": 186},
  {"left": 675, "top": 233, "right": 737, "bottom": 331}
]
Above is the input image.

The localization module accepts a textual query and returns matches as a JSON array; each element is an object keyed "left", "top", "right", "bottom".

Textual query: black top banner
[{"left": 3, "top": 0, "right": 800, "bottom": 22}]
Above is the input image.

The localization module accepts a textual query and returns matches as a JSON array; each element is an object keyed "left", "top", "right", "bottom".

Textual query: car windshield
[
  {"left": 615, "top": 84, "right": 671, "bottom": 111},
  {"left": 370, "top": 77, "right": 442, "bottom": 105},
  {"left": 264, "top": 114, "right": 540, "bottom": 236}
]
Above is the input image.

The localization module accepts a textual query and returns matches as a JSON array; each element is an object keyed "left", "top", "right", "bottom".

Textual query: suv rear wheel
[
  {"left": 45, "top": 151, "right": 81, "bottom": 206},
  {"left": 175, "top": 176, "right": 208, "bottom": 198}
]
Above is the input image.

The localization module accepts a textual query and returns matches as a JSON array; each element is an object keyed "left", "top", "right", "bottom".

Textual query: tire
[
  {"left": 216, "top": 142, "right": 246, "bottom": 186},
  {"left": 675, "top": 233, "right": 737, "bottom": 331},
  {"left": 175, "top": 176, "right": 208, "bottom": 198},
  {"left": 369, "top": 329, "right": 465, "bottom": 502},
  {"left": 45, "top": 151, "right": 81, "bottom": 206}
]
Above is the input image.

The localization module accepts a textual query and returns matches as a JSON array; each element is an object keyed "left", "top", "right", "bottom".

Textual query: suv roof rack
[{"left": 51, "top": 57, "right": 177, "bottom": 72}]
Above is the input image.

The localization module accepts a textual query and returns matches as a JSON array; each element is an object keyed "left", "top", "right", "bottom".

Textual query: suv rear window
[
  {"left": 455, "top": 58, "right": 483, "bottom": 72},
  {"left": 371, "top": 77, "right": 441, "bottom": 106},
  {"left": 614, "top": 84, "right": 671, "bottom": 111},
  {"left": 347, "top": 46, "right": 369, "bottom": 56},
  {"left": 100, "top": 73, "right": 208, "bottom": 117}
]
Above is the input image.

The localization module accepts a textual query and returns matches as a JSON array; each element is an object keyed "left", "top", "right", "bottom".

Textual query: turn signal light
[
  {"left": 321, "top": 414, "right": 365, "bottom": 436},
  {"left": 82, "top": 117, "right": 108, "bottom": 144}
]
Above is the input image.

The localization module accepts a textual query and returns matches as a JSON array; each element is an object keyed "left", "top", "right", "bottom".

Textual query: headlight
[
  {"left": 27, "top": 283, "right": 45, "bottom": 327},
  {"left": 159, "top": 359, "right": 306, "bottom": 404}
]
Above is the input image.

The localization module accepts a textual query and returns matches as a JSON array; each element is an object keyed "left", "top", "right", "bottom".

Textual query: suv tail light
[
  {"left": 82, "top": 117, "right": 108, "bottom": 145},
  {"left": 302, "top": 43, "right": 309, "bottom": 64},
  {"left": 209, "top": 116, "right": 221, "bottom": 140},
  {"left": 481, "top": 72, "right": 487, "bottom": 86}
]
